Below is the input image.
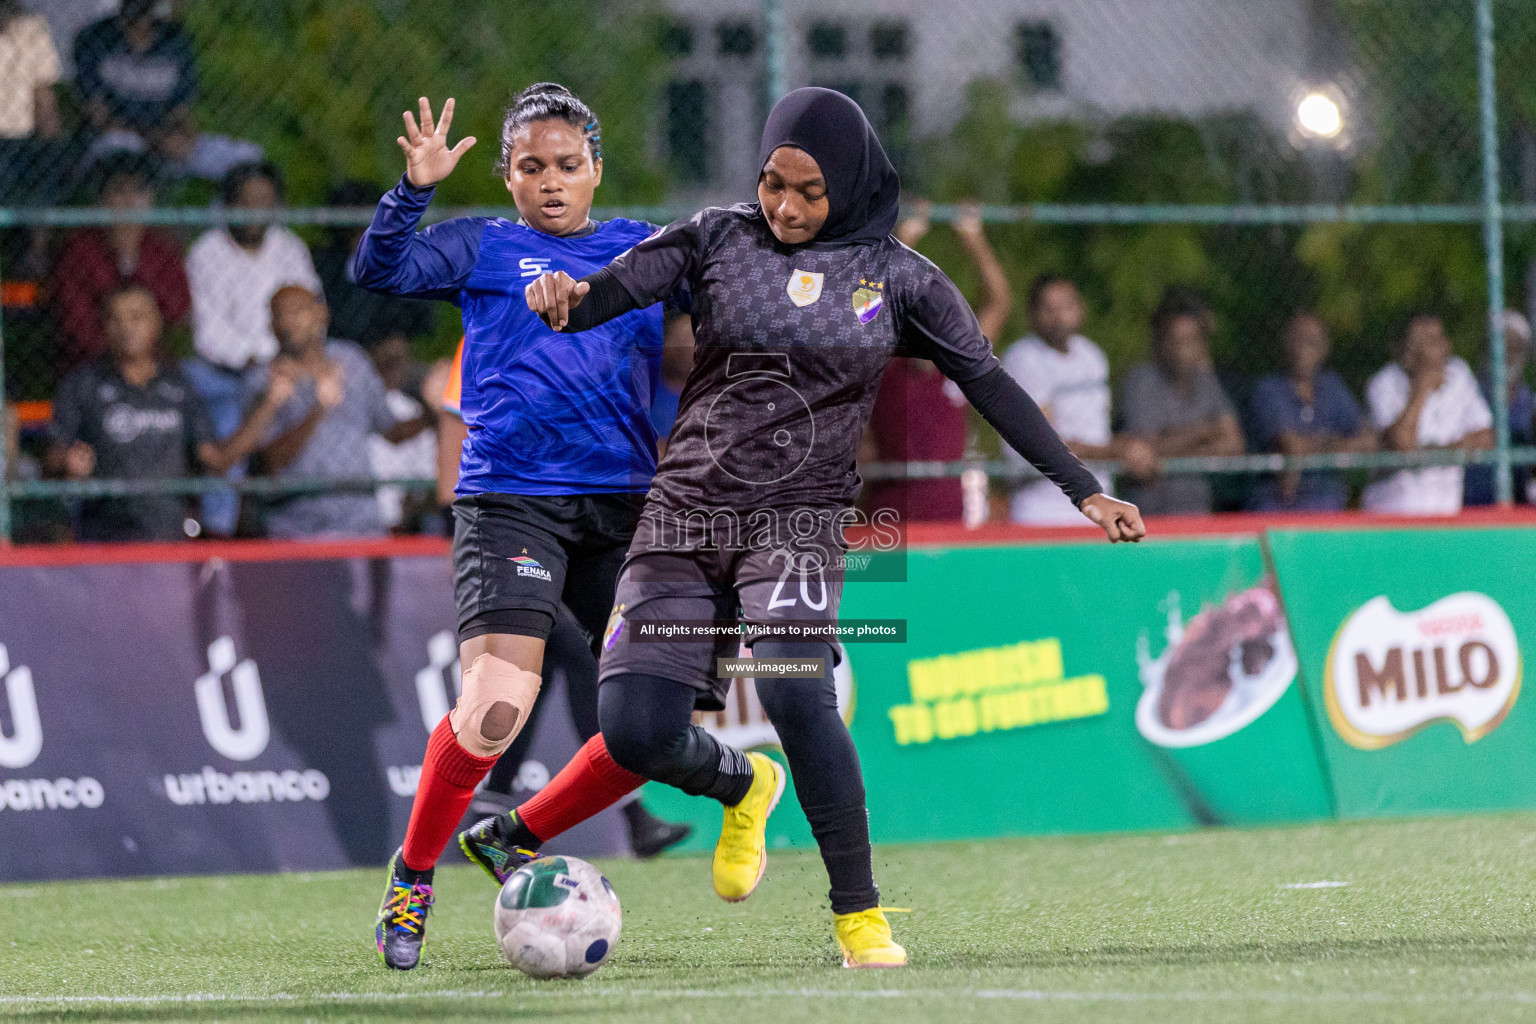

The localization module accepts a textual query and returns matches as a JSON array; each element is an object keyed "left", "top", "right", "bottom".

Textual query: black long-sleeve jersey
[{"left": 563, "top": 203, "right": 1101, "bottom": 516}]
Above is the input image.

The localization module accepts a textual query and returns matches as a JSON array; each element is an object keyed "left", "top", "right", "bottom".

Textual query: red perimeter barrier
[
  {"left": 4, "top": 507, "right": 1536, "bottom": 567},
  {"left": 894, "top": 505, "right": 1536, "bottom": 548}
]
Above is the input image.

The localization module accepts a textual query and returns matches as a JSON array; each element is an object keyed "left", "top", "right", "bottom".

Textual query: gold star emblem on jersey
[{"left": 786, "top": 269, "right": 824, "bottom": 307}]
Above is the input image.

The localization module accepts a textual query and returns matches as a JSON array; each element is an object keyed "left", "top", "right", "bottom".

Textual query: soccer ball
[{"left": 493, "top": 856, "right": 621, "bottom": 978}]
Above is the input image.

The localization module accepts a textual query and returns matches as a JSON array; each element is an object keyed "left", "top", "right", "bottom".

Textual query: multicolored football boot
[
  {"left": 458, "top": 814, "right": 540, "bottom": 886},
  {"left": 375, "top": 847, "right": 434, "bottom": 970}
]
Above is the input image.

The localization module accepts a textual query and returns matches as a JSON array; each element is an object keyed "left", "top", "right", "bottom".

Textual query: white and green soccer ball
[{"left": 493, "top": 856, "right": 621, "bottom": 978}]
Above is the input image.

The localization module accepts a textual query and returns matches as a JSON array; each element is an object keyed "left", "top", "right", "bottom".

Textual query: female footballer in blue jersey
[{"left": 352, "top": 83, "right": 689, "bottom": 970}]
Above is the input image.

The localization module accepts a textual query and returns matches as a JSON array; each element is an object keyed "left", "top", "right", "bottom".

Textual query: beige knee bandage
[{"left": 449, "top": 654, "right": 542, "bottom": 757}]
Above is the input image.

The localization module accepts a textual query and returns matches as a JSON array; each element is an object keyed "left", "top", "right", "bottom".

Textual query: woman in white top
[
  {"left": 1363, "top": 313, "right": 1494, "bottom": 515},
  {"left": 1002, "top": 274, "right": 1115, "bottom": 524}
]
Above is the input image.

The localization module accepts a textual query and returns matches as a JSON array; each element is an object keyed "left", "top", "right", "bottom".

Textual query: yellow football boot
[
  {"left": 712, "top": 751, "right": 785, "bottom": 902},
  {"left": 834, "top": 907, "right": 908, "bottom": 969}
]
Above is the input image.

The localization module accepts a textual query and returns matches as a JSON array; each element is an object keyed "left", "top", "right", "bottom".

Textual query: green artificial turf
[{"left": 6, "top": 813, "right": 1536, "bottom": 1023}]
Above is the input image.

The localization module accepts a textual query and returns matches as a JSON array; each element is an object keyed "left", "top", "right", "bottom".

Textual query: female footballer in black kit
[{"left": 524, "top": 87, "right": 1145, "bottom": 967}]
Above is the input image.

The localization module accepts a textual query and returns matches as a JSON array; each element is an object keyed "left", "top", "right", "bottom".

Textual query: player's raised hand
[
  {"left": 1079, "top": 493, "right": 1146, "bottom": 544},
  {"left": 398, "top": 97, "right": 477, "bottom": 188},
  {"left": 525, "top": 271, "right": 590, "bottom": 331}
]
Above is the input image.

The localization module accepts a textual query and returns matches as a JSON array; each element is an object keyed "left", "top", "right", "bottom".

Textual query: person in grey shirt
[
  {"left": 242, "top": 284, "right": 431, "bottom": 538},
  {"left": 1117, "top": 291, "right": 1245, "bottom": 515}
]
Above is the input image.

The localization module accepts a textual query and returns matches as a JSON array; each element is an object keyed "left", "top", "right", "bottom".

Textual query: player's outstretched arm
[
  {"left": 901, "top": 266, "right": 1145, "bottom": 544},
  {"left": 526, "top": 269, "right": 643, "bottom": 333},
  {"left": 352, "top": 97, "right": 485, "bottom": 300},
  {"left": 527, "top": 212, "right": 706, "bottom": 332},
  {"left": 957, "top": 366, "right": 1145, "bottom": 543}
]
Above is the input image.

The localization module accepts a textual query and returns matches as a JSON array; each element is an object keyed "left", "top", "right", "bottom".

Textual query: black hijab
[{"left": 757, "top": 87, "right": 901, "bottom": 246}]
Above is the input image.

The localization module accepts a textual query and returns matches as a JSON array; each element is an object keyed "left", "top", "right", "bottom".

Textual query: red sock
[
  {"left": 519, "top": 734, "right": 645, "bottom": 843},
  {"left": 401, "top": 717, "right": 499, "bottom": 872}
]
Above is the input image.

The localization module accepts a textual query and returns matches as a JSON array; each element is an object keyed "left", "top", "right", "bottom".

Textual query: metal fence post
[
  {"left": 1477, "top": 0, "right": 1512, "bottom": 504},
  {"left": 763, "top": 0, "right": 788, "bottom": 102},
  {"left": 0, "top": 226, "right": 9, "bottom": 544}
]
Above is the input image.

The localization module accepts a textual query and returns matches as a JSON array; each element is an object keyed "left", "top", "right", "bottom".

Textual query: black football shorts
[
  {"left": 451, "top": 492, "right": 645, "bottom": 645},
  {"left": 597, "top": 510, "right": 846, "bottom": 710}
]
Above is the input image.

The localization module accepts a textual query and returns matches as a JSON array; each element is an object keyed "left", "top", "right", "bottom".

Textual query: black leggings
[
  {"left": 599, "top": 640, "right": 878, "bottom": 914},
  {"left": 483, "top": 606, "right": 601, "bottom": 795}
]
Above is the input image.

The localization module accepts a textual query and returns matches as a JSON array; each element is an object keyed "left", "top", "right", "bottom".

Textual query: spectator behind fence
[
  {"left": 243, "top": 285, "right": 430, "bottom": 539},
  {"left": 366, "top": 324, "right": 437, "bottom": 535},
  {"left": 1247, "top": 312, "right": 1377, "bottom": 512},
  {"left": 863, "top": 202, "right": 1012, "bottom": 522},
  {"left": 1465, "top": 310, "right": 1534, "bottom": 506},
  {"left": 0, "top": 0, "right": 63, "bottom": 204},
  {"left": 51, "top": 154, "right": 190, "bottom": 372},
  {"left": 73, "top": 0, "right": 260, "bottom": 181},
  {"left": 1117, "top": 291, "right": 1246, "bottom": 516},
  {"left": 184, "top": 160, "right": 320, "bottom": 534},
  {"left": 46, "top": 286, "right": 285, "bottom": 542},
  {"left": 74, "top": 0, "right": 194, "bottom": 163},
  {"left": 1363, "top": 313, "right": 1494, "bottom": 516},
  {"left": 1002, "top": 273, "right": 1114, "bottom": 524}
]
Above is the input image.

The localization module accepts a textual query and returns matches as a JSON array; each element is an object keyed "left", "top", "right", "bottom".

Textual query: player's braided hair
[{"left": 496, "top": 82, "right": 602, "bottom": 175}]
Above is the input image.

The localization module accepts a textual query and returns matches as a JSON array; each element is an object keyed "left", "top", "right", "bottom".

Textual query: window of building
[
  {"left": 807, "top": 20, "right": 847, "bottom": 59},
  {"left": 1016, "top": 21, "right": 1062, "bottom": 91},
  {"left": 814, "top": 79, "right": 864, "bottom": 108},
  {"left": 870, "top": 21, "right": 909, "bottom": 61},
  {"left": 716, "top": 18, "right": 757, "bottom": 57},
  {"left": 660, "top": 17, "right": 693, "bottom": 57},
  {"left": 666, "top": 80, "right": 709, "bottom": 184},
  {"left": 879, "top": 82, "right": 911, "bottom": 171}
]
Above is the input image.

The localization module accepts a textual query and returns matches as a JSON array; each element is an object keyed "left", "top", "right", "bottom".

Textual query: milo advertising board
[
  {"left": 640, "top": 536, "right": 1333, "bottom": 851},
  {"left": 1268, "top": 527, "right": 1536, "bottom": 818}
]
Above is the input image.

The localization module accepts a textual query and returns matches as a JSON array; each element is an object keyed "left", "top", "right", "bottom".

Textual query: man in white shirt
[
  {"left": 186, "top": 161, "right": 321, "bottom": 372},
  {"left": 1001, "top": 274, "right": 1114, "bottom": 523},
  {"left": 1363, "top": 313, "right": 1494, "bottom": 515},
  {"left": 183, "top": 160, "right": 320, "bottom": 534}
]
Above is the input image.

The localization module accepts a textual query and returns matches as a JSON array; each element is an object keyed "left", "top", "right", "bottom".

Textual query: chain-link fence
[{"left": 1, "top": 0, "right": 1533, "bottom": 542}]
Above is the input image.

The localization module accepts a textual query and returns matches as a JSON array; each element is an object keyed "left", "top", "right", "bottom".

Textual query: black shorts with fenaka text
[
  {"left": 597, "top": 509, "right": 846, "bottom": 710},
  {"left": 451, "top": 492, "right": 645, "bottom": 646}
]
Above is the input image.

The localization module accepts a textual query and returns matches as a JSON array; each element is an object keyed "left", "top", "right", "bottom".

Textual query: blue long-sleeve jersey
[{"left": 351, "top": 176, "right": 665, "bottom": 496}]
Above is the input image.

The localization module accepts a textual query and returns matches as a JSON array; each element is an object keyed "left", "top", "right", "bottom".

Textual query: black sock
[
  {"left": 396, "top": 859, "right": 434, "bottom": 886},
  {"left": 599, "top": 673, "right": 756, "bottom": 805},
  {"left": 803, "top": 797, "right": 878, "bottom": 914},
  {"left": 497, "top": 811, "right": 542, "bottom": 850},
  {"left": 752, "top": 640, "right": 879, "bottom": 914}
]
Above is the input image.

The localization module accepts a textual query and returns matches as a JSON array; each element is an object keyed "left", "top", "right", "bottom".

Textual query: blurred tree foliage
[{"left": 181, "top": 0, "right": 669, "bottom": 206}]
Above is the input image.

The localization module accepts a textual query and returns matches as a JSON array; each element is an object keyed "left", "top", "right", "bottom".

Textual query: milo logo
[{"left": 1325, "top": 593, "right": 1521, "bottom": 749}]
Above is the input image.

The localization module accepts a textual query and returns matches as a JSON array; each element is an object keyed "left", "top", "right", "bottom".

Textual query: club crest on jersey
[
  {"left": 603, "top": 603, "right": 626, "bottom": 652},
  {"left": 852, "top": 280, "right": 884, "bottom": 324},
  {"left": 510, "top": 554, "right": 552, "bottom": 582},
  {"left": 786, "top": 270, "right": 824, "bottom": 307}
]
